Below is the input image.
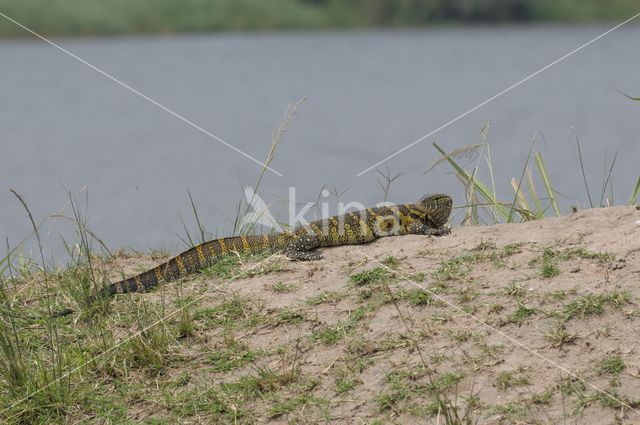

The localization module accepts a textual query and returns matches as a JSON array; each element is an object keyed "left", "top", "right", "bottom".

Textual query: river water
[{"left": 1, "top": 25, "right": 638, "bottom": 261}]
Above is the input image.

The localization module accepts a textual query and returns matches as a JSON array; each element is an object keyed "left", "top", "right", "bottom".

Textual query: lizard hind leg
[
  {"left": 285, "top": 249, "right": 324, "bottom": 261},
  {"left": 284, "top": 233, "right": 324, "bottom": 261}
]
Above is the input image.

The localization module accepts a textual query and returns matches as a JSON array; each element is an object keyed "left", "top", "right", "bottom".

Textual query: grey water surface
[{"left": 1, "top": 25, "right": 638, "bottom": 262}]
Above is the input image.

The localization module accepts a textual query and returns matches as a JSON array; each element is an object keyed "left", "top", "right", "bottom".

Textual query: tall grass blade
[
  {"left": 469, "top": 165, "right": 480, "bottom": 224},
  {"left": 526, "top": 167, "right": 542, "bottom": 213},
  {"left": 599, "top": 151, "right": 617, "bottom": 207},
  {"left": 507, "top": 136, "right": 536, "bottom": 223},
  {"left": 187, "top": 188, "right": 206, "bottom": 244},
  {"left": 574, "top": 136, "right": 593, "bottom": 208},
  {"left": 628, "top": 176, "right": 640, "bottom": 205},
  {"left": 0, "top": 241, "right": 24, "bottom": 279},
  {"left": 177, "top": 211, "right": 195, "bottom": 249},
  {"left": 617, "top": 89, "right": 640, "bottom": 101},
  {"left": 9, "top": 190, "right": 53, "bottom": 313},
  {"left": 236, "top": 98, "right": 305, "bottom": 236},
  {"left": 484, "top": 144, "right": 499, "bottom": 224},
  {"left": 534, "top": 153, "right": 560, "bottom": 216},
  {"left": 510, "top": 177, "right": 530, "bottom": 211}
]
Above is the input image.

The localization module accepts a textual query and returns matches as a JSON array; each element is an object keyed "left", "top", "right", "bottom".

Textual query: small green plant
[
  {"left": 448, "top": 330, "right": 472, "bottom": 342},
  {"left": 495, "top": 369, "right": 530, "bottom": 390},
  {"left": 193, "top": 295, "right": 262, "bottom": 328},
  {"left": 531, "top": 388, "right": 554, "bottom": 405},
  {"left": 122, "top": 324, "right": 172, "bottom": 374},
  {"left": 563, "top": 292, "right": 630, "bottom": 320},
  {"left": 540, "top": 248, "right": 560, "bottom": 278},
  {"left": 276, "top": 308, "right": 306, "bottom": 324},
  {"left": 176, "top": 305, "right": 196, "bottom": 338},
  {"left": 376, "top": 371, "right": 410, "bottom": 412},
  {"left": 381, "top": 255, "right": 400, "bottom": 268},
  {"left": 305, "top": 290, "right": 344, "bottom": 306},
  {"left": 208, "top": 338, "right": 257, "bottom": 372},
  {"left": 493, "top": 401, "right": 527, "bottom": 418},
  {"left": 598, "top": 354, "right": 625, "bottom": 376},
  {"left": 312, "top": 323, "right": 345, "bottom": 346},
  {"left": 557, "top": 376, "right": 586, "bottom": 396},
  {"left": 269, "top": 394, "right": 318, "bottom": 418},
  {"left": 335, "top": 369, "right": 359, "bottom": 394},
  {"left": 544, "top": 323, "right": 578, "bottom": 348},
  {"left": 426, "top": 371, "right": 465, "bottom": 392},
  {"left": 269, "top": 281, "right": 296, "bottom": 293},
  {"left": 311, "top": 306, "right": 370, "bottom": 346},
  {"left": 503, "top": 282, "right": 527, "bottom": 298},
  {"left": 403, "top": 289, "right": 434, "bottom": 306},
  {"left": 349, "top": 267, "right": 391, "bottom": 286},
  {"left": 501, "top": 304, "right": 536, "bottom": 325},
  {"left": 433, "top": 255, "right": 473, "bottom": 282}
]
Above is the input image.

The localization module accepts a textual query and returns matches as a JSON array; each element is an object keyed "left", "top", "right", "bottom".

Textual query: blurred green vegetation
[{"left": 0, "top": 0, "right": 638, "bottom": 37}]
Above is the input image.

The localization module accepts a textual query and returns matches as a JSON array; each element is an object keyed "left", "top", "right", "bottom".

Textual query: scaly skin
[{"left": 54, "top": 194, "right": 452, "bottom": 316}]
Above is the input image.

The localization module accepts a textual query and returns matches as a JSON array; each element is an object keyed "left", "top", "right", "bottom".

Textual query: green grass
[
  {"left": 531, "top": 247, "right": 615, "bottom": 278},
  {"left": 193, "top": 295, "right": 264, "bottom": 328},
  {"left": 305, "top": 290, "right": 345, "bottom": 306},
  {"left": 426, "top": 371, "right": 465, "bottom": 392},
  {"left": 432, "top": 140, "right": 640, "bottom": 225},
  {"left": 495, "top": 369, "right": 530, "bottom": 390},
  {"left": 375, "top": 367, "right": 473, "bottom": 421},
  {"left": 598, "top": 354, "right": 625, "bottom": 376},
  {"left": 376, "top": 371, "right": 411, "bottom": 412},
  {"left": 349, "top": 267, "right": 392, "bottom": 286},
  {"left": 503, "top": 282, "right": 527, "bottom": 298},
  {"left": 268, "top": 281, "right": 296, "bottom": 293},
  {"left": 562, "top": 292, "right": 630, "bottom": 320},
  {"left": 269, "top": 393, "right": 327, "bottom": 419},
  {"left": 201, "top": 255, "right": 242, "bottom": 279},
  {"left": 207, "top": 338, "right": 257, "bottom": 372},
  {"left": 531, "top": 388, "right": 554, "bottom": 405},
  {"left": 402, "top": 289, "right": 435, "bottom": 306},
  {"left": 334, "top": 368, "right": 359, "bottom": 394},
  {"left": 381, "top": 255, "right": 401, "bottom": 268},
  {"left": 544, "top": 323, "right": 578, "bottom": 348},
  {"left": 165, "top": 366, "right": 304, "bottom": 422},
  {"left": 310, "top": 306, "right": 372, "bottom": 346},
  {"left": 275, "top": 308, "right": 306, "bottom": 324},
  {"left": 500, "top": 304, "right": 536, "bottom": 326}
]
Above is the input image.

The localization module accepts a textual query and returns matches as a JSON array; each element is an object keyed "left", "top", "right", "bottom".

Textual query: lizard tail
[{"left": 51, "top": 234, "right": 289, "bottom": 317}]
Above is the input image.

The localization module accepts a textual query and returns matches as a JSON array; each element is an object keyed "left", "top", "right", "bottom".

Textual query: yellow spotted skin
[{"left": 56, "top": 194, "right": 451, "bottom": 315}]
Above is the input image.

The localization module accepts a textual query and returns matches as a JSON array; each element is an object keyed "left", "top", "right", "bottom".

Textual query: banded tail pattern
[
  {"left": 110, "top": 233, "right": 292, "bottom": 295},
  {"left": 52, "top": 234, "right": 292, "bottom": 317}
]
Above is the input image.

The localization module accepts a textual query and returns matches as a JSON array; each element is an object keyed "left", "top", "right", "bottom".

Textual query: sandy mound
[{"left": 110, "top": 206, "right": 640, "bottom": 424}]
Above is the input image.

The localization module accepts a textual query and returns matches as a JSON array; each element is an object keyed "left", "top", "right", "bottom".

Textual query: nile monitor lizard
[{"left": 54, "top": 194, "right": 451, "bottom": 316}]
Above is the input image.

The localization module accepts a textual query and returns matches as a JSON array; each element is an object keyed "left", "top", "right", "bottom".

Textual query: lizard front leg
[{"left": 408, "top": 221, "right": 451, "bottom": 236}]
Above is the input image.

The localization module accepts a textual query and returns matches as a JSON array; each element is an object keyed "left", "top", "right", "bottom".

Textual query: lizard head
[{"left": 416, "top": 194, "right": 452, "bottom": 228}]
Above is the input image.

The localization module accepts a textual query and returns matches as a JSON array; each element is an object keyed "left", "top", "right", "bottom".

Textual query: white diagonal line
[
  {"left": 357, "top": 249, "right": 640, "bottom": 415},
  {"left": 0, "top": 11, "right": 282, "bottom": 177},
  {"left": 356, "top": 12, "right": 640, "bottom": 177}
]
